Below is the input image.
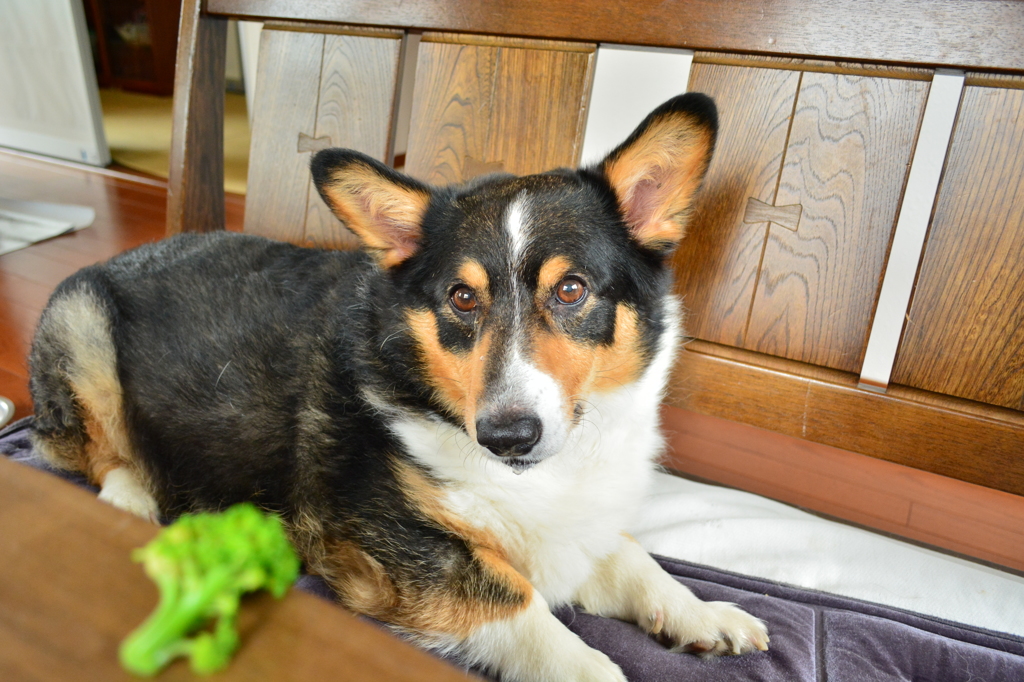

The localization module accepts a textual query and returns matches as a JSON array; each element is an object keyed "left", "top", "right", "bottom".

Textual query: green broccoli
[{"left": 119, "top": 502, "right": 300, "bottom": 677}]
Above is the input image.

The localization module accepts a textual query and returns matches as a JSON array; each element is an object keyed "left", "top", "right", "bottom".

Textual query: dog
[{"left": 29, "top": 93, "right": 767, "bottom": 681}]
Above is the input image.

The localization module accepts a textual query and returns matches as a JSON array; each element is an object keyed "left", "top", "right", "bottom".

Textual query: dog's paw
[
  {"left": 98, "top": 468, "right": 160, "bottom": 523},
  {"left": 559, "top": 645, "right": 628, "bottom": 682},
  {"left": 648, "top": 599, "right": 769, "bottom": 657}
]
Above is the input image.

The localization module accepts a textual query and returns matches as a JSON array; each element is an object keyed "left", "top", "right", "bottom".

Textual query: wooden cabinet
[
  {"left": 675, "top": 57, "right": 930, "bottom": 373},
  {"left": 669, "top": 56, "right": 1024, "bottom": 496},
  {"left": 84, "top": 0, "right": 182, "bottom": 95}
]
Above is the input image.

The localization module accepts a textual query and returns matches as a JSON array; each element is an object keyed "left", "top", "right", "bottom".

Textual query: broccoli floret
[{"left": 119, "top": 503, "right": 300, "bottom": 676}]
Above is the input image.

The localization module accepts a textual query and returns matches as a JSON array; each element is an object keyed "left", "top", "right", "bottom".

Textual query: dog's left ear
[
  {"left": 599, "top": 93, "right": 718, "bottom": 254},
  {"left": 311, "top": 149, "right": 432, "bottom": 268}
]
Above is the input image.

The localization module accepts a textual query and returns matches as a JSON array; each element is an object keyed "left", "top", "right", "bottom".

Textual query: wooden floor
[{"left": 1, "top": 148, "right": 1021, "bottom": 575}]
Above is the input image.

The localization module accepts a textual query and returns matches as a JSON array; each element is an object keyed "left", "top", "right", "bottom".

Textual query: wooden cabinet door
[
  {"left": 675, "top": 57, "right": 929, "bottom": 373},
  {"left": 404, "top": 34, "right": 595, "bottom": 185},
  {"left": 670, "top": 57, "right": 1024, "bottom": 496},
  {"left": 244, "top": 26, "right": 403, "bottom": 249},
  {"left": 891, "top": 84, "right": 1024, "bottom": 411}
]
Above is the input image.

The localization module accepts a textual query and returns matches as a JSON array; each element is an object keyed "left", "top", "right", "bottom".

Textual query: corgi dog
[{"left": 29, "top": 93, "right": 767, "bottom": 681}]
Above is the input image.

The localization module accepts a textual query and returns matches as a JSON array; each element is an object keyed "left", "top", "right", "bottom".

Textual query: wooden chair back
[{"left": 167, "top": 0, "right": 1024, "bottom": 503}]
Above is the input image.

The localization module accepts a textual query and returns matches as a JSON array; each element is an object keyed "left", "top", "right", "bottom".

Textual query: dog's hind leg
[{"left": 29, "top": 285, "right": 159, "bottom": 522}]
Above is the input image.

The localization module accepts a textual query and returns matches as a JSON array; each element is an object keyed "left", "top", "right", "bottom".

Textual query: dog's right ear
[
  {"left": 598, "top": 93, "right": 718, "bottom": 254},
  {"left": 311, "top": 149, "right": 432, "bottom": 268}
]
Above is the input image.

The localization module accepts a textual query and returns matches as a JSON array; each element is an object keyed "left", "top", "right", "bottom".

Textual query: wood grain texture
[
  {"left": 667, "top": 341, "right": 1024, "bottom": 497},
  {"left": 673, "top": 63, "right": 799, "bottom": 347},
  {"left": 206, "top": 0, "right": 1024, "bottom": 72},
  {"left": 422, "top": 32, "right": 595, "bottom": 52},
  {"left": 661, "top": 405, "right": 1024, "bottom": 571},
  {"left": 745, "top": 73, "right": 928, "bottom": 372},
  {"left": 243, "top": 29, "right": 325, "bottom": 243},
  {"left": 0, "top": 457, "right": 473, "bottom": 681},
  {"left": 167, "top": 0, "right": 227, "bottom": 235},
  {"left": 693, "top": 51, "right": 933, "bottom": 80},
  {"left": 965, "top": 72, "right": 1024, "bottom": 89},
  {"left": 892, "top": 86, "right": 1024, "bottom": 410},
  {"left": 404, "top": 35, "right": 594, "bottom": 185},
  {"left": 743, "top": 198, "right": 802, "bottom": 230},
  {"left": 303, "top": 33, "right": 403, "bottom": 249},
  {"left": 262, "top": 21, "right": 404, "bottom": 39}
]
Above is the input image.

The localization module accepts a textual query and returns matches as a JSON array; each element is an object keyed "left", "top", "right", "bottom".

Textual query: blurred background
[{"left": 1, "top": 0, "right": 260, "bottom": 193}]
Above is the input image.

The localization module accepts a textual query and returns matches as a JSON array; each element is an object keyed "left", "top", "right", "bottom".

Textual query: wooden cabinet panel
[
  {"left": 303, "top": 33, "right": 403, "bottom": 249},
  {"left": 892, "top": 86, "right": 1024, "bottom": 410},
  {"left": 678, "top": 62, "right": 928, "bottom": 374},
  {"left": 405, "top": 34, "right": 594, "bottom": 185},
  {"left": 669, "top": 341, "right": 1024, "bottom": 497},
  {"left": 673, "top": 63, "right": 799, "bottom": 347},
  {"left": 244, "top": 29, "right": 324, "bottom": 243},
  {"left": 746, "top": 74, "right": 928, "bottom": 372},
  {"left": 245, "top": 27, "right": 401, "bottom": 248}
]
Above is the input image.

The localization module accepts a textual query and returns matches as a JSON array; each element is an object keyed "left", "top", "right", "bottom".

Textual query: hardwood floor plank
[
  {"left": 0, "top": 366, "right": 31, "bottom": 420},
  {"left": 13, "top": 240, "right": 116, "bottom": 271},
  {"left": 0, "top": 251, "right": 86, "bottom": 290},
  {"left": 0, "top": 324, "right": 31, "bottom": 386},
  {"left": 30, "top": 233, "right": 133, "bottom": 264},
  {"left": 0, "top": 270, "right": 55, "bottom": 313}
]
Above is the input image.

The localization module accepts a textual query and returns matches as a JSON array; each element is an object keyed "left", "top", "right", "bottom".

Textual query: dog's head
[{"left": 312, "top": 94, "right": 717, "bottom": 471}]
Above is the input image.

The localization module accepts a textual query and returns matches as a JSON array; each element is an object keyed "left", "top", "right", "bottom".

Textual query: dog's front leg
[
  {"left": 461, "top": 589, "right": 626, "bottom": 682},
  {"left": 317, "top": 533, "right": 625, "bottom": 682},
  {"left": 574, "top": 536, "right": 769, "bottom": 656}
]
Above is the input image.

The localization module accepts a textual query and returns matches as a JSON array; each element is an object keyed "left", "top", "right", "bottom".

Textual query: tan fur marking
[
  {"left": 604, "top": 115, "right": 714, "bottom": 248},
  {"left": 395, "top": 464, "right": 514, "bottom": 559},
  {"left": 533, "top": 331, "right": 595, "bottom": 421},
  {"left": 592, "top": 303, "right": 646, "bottom": 392},
  {"left": 457, "top": 259, "right": 490, "bottom": 300},
  {"left": 533, "top": 303, "right": 646, "bottom": 412},
  {"left": 321, "top": 539, "right": 402, "bottom": 618},
  {"left": 310, "top": 464, "right": 534, "bottom": 636},
  {"left": 536, "top": 255, "right": 573, "bottom": 296},
  {"left": 321, "top": 164, "right": 430, "bottom": 268},
  {"left": 393, "top": 463, "right": 533, "bottom": 635},
  {"left": 30, "top": 427, "right": 88, "bottom": 474},
  {"left": 81, "top": 403, "right": 124, "bottom": 484},
  {"left": 35, "top": 291, "right": 145, "bottom": 488},
  {"left": 405, "top": 310, "right": 491, "bottom": 436}
]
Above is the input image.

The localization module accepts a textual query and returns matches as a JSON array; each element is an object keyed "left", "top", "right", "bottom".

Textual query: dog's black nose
[{"left": 476, "top": 412, "right": 542, "bottom": 457}]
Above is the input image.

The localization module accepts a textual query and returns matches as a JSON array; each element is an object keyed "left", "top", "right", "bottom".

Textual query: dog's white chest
[{"left": 392, "top": 381, "right": 665, "bottom": 606}]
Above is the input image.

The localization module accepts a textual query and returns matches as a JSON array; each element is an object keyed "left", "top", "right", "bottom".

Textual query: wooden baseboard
[
  {"left": 660, "top": 405, "right": 1024, "bottom": 572},
  {"left": 667, "top": 342, "right": 1024, "bottom": 496}
]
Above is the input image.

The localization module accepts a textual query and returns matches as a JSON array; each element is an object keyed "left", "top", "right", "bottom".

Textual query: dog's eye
[
  {"left": 450, "top": 286, "right": 478, "bottom": 313},
  {"left": 555, "top": 277, "right": 587, "bottom": 305}
]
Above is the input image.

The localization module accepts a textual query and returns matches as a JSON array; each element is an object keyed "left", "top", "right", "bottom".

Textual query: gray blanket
[{"left": 4, "top": 417, "right": 1023, "bottom": 681}]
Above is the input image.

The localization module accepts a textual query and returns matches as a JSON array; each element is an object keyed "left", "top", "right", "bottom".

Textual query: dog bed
[{"left": 4, "top": 416, "right": 1023, "bottom": 681}]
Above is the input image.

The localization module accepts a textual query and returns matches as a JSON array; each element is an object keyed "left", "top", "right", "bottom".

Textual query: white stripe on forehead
[{"left": 504, "top": 192, "right": 531, "bottom": 264}]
